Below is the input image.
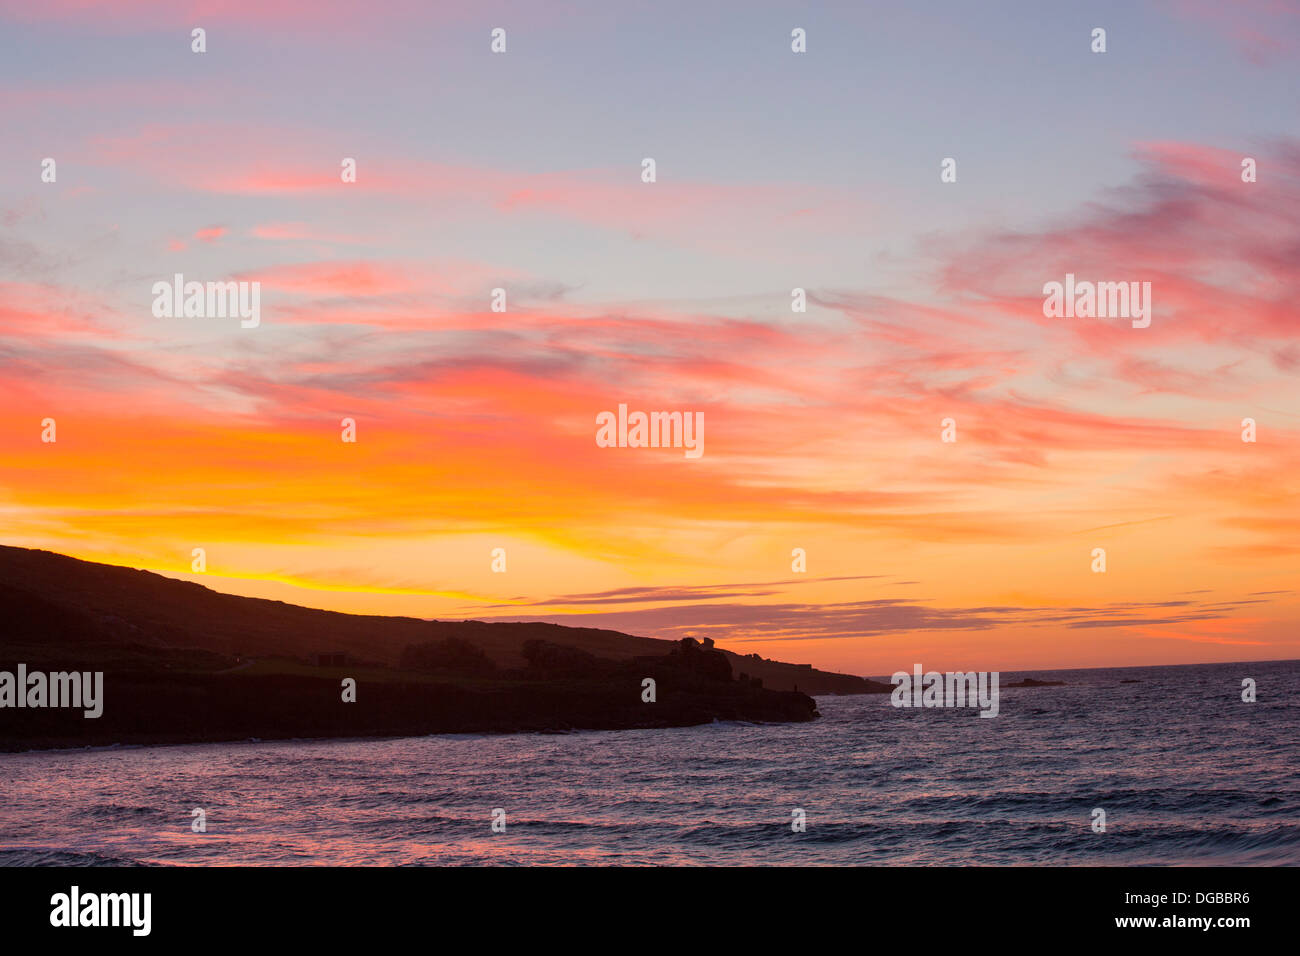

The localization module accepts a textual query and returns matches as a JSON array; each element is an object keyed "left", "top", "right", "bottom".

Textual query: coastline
[{"left": 0, "top": 667, "right": 823, "bottom": 753}]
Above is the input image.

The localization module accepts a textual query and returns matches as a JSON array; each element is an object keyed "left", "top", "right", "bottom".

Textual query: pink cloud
[
  {"left": 925, "top": 138, "right": 1300, "bottom": 355},
  {"left": 1162, "top": 0, "right": 1300, "bottom": 65},
  {"left": 84, "top": 125, "right": 870, "bottom": 247},
  {"left": 250, "top": 222, "right": 369, "bottom": 244},
  {"left": 235, "top": 258, "right": 517, "bottom": 305}
]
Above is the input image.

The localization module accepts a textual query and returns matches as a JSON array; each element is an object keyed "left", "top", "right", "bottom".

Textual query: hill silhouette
[
  {"left": 0, "top": 545, "right": 882, "bottom": 693},
  {"left": 0, "top": 545, "right": 888, "bottom": 750}
]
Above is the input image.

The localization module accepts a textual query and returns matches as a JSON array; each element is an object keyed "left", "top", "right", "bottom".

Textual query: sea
[{"left": 1, "top": 660, "right": 1296, "bottom": 865}]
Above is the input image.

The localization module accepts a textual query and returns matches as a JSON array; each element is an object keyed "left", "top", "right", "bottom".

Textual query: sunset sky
[{"left": 1, "top": 0, "right": 1297, "bottom": 674}]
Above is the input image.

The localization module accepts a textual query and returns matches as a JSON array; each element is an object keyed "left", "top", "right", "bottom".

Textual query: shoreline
[
  {"left": 0, "top": 679, "right": 1082, "bottom": 755},
  {"left": 0, "top": 714, "right": 811, "bottom": 757},
  {"left": 0, "top": 666, "right": 822, "bottom": 754}
]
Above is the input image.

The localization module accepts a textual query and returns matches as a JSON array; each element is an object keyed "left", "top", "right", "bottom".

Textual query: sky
[{"left": 1, "top": 0, "right": 1298, "bottom": 675}]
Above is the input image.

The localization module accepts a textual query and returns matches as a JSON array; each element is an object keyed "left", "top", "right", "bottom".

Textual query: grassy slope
[{"left": 0, "top": 546, "right": 886, "bottom": 694}]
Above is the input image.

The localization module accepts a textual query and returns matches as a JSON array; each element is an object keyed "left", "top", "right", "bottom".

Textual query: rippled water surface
[{"left": 2, "top": 661, "right": 1296, "bottom": 865}]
